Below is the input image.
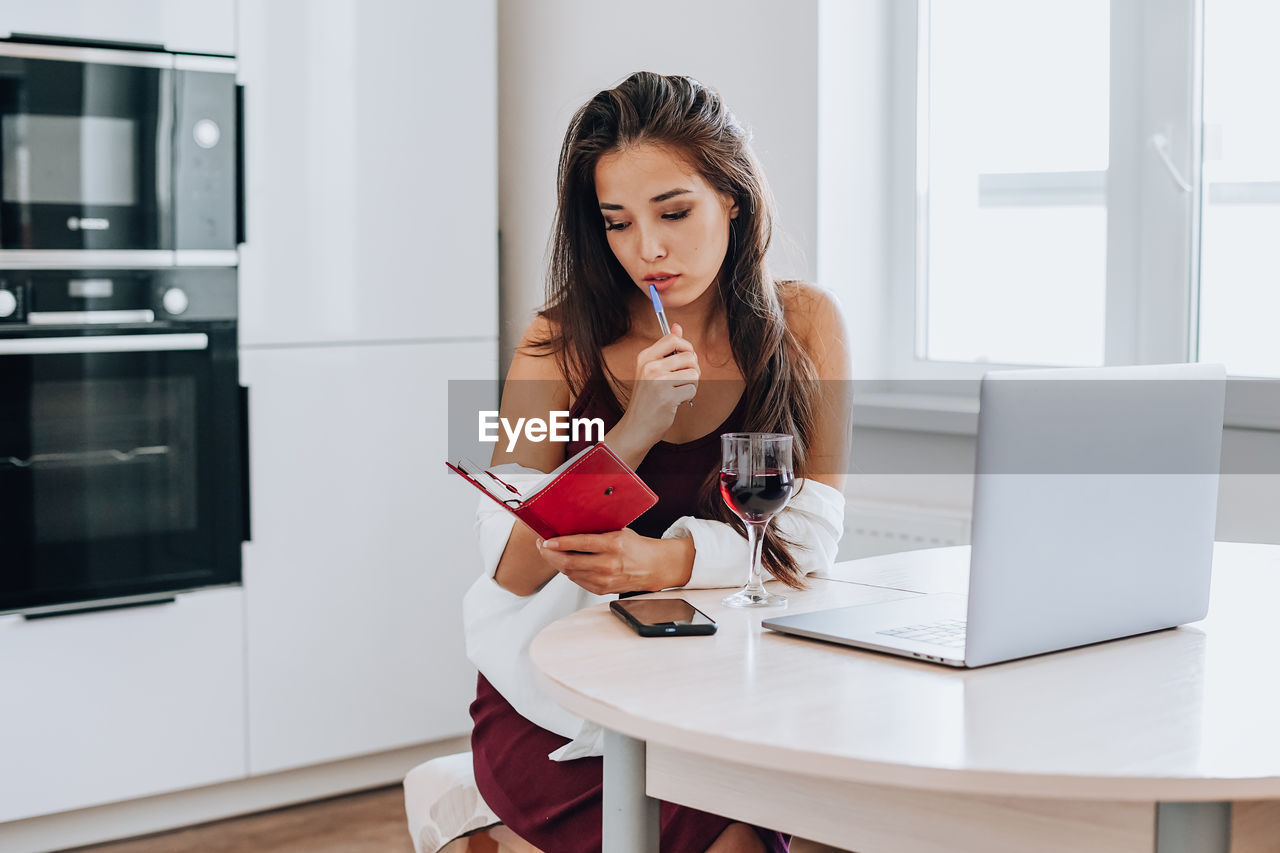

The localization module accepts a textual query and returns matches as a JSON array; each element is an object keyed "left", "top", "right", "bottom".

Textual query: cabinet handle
[
  {"left": 22, "top": 593, "right": 177, "bottom": 621},
  {"left": 1, "top": 35, "right": 169, "bottom": 64},
  {"left": 240, "top": 385, "right": 252, "bottom": 542},
  {"left": 236, "top": 84, "right": 247, "bottom": 245}
]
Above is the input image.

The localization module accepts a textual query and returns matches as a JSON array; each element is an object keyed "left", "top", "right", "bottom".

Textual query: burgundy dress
[{"left": 470, "top": 381, "right": 788, "bottom": 853}]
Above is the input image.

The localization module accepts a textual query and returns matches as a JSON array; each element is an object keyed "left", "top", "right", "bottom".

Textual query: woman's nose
[{"left": 637, "top": 225, "right": 666, "bottom": 262}]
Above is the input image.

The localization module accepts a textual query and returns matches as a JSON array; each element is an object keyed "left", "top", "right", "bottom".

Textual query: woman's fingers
[
  {"left": 673, "top": 380, "right": 698, "bottom": 403},
  {"left": 637, "top": 352, "right": 698, "bottom": 380},
  {"left": 631, "top": 348, "right": 699, "bottom": 413},
  {"left": 615, "top": 322, "right": 701, "bottom": 448},
  {"left": 537, "top": 533, "right": 633, "bottom": 593},
  {"left": 539, "top": 533, "right": 608, "bottom": 552},
  {"left": 540, "top": 551, "right": 623, "bottom": 592},
  {"left": 638, "top": 335, "right": 695, "bottom": 367},
  {"left": 665, "top": 367, "right": 700, "bottom": 383},
  {"left": 534, "top": 528, "right": 672, "bottom": 596}
]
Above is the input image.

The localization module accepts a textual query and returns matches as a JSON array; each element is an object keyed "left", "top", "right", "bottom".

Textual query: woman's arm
[
  {"left": 502, "top": 317, "right": 705, "bottom": 595},
  {"left": 786, "top": 282, "right": 853, "bottom": 494},
  {"left": 489, "top": 318, "right": 702, "bottom": 596},
  {"left": 488, "top": 318, "right": 573, "bottom": 596},
  {"left": 665, "top": 478, "right": 846, "bottom": 588}
]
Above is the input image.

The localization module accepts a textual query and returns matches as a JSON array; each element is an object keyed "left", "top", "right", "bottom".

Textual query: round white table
[{"left": 530, "top": 543, "right": 1280, "bottom": 852}]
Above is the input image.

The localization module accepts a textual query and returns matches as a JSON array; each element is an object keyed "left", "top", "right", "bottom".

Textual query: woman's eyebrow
[
  {"left": 598, "top": 188, "right": 693, "bottom": 211},
  {"left": 650, "top": 188, "right": 691, "bottom": 203}
]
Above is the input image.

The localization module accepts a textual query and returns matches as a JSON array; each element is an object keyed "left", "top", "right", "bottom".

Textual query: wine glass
[{"left": 719, "top": 433, "right": 794, "bottom": 608}]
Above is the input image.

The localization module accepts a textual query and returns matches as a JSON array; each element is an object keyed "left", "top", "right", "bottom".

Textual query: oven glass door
[
  {"left": 0, "top": 50, "right": 171, "bottom": 251},
  {"left": 0, "top": 328, "right": 243, "bottom": 614}
]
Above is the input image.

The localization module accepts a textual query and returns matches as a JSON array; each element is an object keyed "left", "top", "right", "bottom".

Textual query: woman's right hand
[{"left": 606, "top": 323, "right": 698, "bottom": 466}]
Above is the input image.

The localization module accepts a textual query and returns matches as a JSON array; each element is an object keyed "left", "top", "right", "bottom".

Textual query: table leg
[
  {"left": 1155, "top": 803, "right": 1231, "bottom": 853},
  {"left": 602, "top": 730, "right": 659, "bottom": 853}
]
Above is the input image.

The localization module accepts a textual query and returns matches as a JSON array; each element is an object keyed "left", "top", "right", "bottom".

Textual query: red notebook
[{"left": 446, "top": 443, "right": 658, "bottom": 540}]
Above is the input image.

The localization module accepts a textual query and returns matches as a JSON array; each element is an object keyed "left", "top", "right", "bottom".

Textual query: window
[
  {"left": 922, "top": 0, "right": 1109, "bottom": 367},
  {"left": 1197, "top": 0, "right": 1280, "bottom": 378},
  {"left": 894, "top": 0, "right": 1280, "bottom": 381}
]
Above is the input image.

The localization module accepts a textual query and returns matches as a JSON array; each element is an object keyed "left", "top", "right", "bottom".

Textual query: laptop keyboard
[{"left": 877, "top": 618, "right": 967, "bottom": 649}]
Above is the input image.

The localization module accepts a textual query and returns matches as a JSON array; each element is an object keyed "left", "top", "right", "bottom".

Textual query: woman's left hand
[{"left": 536, "top": 529, "right": 693, "bottom": 595}]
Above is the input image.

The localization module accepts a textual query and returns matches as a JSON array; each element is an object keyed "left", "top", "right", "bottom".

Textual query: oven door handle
[
  {"left": 28, "top": 309, "right": 156, "bottom": 325},
  {"left": 0, "top": 333, "right": 209, "bottom": 355}
]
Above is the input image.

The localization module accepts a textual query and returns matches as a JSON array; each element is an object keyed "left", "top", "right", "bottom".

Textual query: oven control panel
[
  {"left": 0, "top": 269, "right": 234, "bottom": 328},
  {"left": 0, "top": 280, "right": 25, "bottom": 322}
]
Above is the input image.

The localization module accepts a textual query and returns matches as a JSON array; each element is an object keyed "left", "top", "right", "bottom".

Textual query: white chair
[{"left": 403, "top": 752, "right": 543, "bottom": 853}]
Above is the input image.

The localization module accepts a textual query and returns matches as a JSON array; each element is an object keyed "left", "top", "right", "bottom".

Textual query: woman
[{"left": 464, "top": 72, "right": 850, "bottom": 852}]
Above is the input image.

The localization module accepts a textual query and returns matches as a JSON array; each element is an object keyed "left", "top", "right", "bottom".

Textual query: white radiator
[{"left": 837, "top": 500, "right": 971, "bottom": 561}]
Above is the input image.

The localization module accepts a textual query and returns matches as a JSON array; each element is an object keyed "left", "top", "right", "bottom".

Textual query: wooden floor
[
  {"left": 67, "top": 786, "right": 416, "bottom": 853},
  {"left": 60, "top": 784, "right": 1280, "bottom": 853},
  {"left": 65, "top": 785, "right": 846, "bottom": 853}
]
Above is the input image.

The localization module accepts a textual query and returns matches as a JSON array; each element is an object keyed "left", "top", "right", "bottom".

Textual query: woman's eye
[
  {"left": 662, "top": 209, "right": 691, "bottom": 221},
  {"left": 604, "top": 221, "right": 628, "bottom": 232}
]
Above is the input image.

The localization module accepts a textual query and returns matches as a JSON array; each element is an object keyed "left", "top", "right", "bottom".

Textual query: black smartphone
[{"left": 610, "top": 598, "right": 717, "bottom": 637}]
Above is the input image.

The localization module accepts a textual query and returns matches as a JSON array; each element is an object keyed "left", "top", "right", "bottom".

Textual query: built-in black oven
[
  {"left": 0, "top": 268, "right": 247, "bottom": 616},
  {"left": 0, "top": 37, "right": 241, "bottom": 262}
]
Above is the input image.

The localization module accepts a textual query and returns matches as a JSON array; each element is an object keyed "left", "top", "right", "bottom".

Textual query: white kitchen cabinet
[
  {"left": 0, "top": 0, "right": 235, "bottom": 55},
  {"left": 236, "top": 0, "right": 498, "bottom": 346},
  {"left": 0, "top": 587, "right": 247, "bottom": 822},
  {"left": 240, "top": 340, "right": 496, "bottom": 774}
]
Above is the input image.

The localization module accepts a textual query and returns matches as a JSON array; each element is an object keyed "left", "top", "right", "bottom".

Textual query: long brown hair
[{"left": 536, "top": 72, "right": 818, "bottom": 588}]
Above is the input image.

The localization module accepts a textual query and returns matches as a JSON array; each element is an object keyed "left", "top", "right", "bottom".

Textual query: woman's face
[{"left": 594, "top": 143, "right": 738, "bottom": 309}]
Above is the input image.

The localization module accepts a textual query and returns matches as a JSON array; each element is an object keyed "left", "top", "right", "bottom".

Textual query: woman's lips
[{"left": 644, "top": 274, "right": 679, "bottom": 291}]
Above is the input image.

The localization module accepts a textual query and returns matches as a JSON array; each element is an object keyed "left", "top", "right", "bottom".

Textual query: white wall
[
  {"left": 818, "top": 0, "right": 892, "bottom": 380},
  {"left": 497, "top": 0, "right": 819, "bottom": 369}
]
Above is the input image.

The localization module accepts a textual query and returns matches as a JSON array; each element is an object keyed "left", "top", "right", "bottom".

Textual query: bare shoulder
[
  {"left": 502, "top": 314, "right": 570, "bottom": 420},
  {"left": 779, "top": 281, "right": 849, "bottom": 376},
  {"left": 779, "top": 283, "right": 852, "bottom": 490},
  {"left": 507, "top": 315, "right": 565, "bottom": 381},
  {"left": 493, "top": 315, "right": 571, "bottom": 469}
]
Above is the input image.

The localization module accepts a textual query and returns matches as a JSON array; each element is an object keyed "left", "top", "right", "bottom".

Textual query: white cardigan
[{"left": 462, "top": 464, "right": 846, "bottom": 761}]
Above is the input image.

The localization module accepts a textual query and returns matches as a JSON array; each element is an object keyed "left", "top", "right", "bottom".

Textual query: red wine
[{"left": 719, "top": 469, "right": 794, "bottom": 521}]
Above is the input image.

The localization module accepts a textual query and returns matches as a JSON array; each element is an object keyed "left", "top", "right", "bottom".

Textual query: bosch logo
[{"left": 66, "top": 217, "right": 111, "bottom": 231}]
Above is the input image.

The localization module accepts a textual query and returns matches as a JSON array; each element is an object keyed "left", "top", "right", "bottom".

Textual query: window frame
[
  {"left": 879, "top": 0, "right": 1280, "bottom": 430},
  {"left": 887, "top": 0, "right": 1203, "bottom": 380}
]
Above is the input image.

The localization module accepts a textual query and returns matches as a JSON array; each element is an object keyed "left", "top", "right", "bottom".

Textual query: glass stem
[{"left": 742, "top": 519, "right": 769, "bottom": 597}]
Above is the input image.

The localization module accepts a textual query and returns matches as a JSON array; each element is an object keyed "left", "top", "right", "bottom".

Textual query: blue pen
[
  {"left": 648, "top": 284, "right": 671, "bottom": 336},
  {"left": 649, "top": 284, "right": 693, "bottom": 406}
]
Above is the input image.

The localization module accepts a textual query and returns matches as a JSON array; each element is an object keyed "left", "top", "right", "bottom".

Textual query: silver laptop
[{"left": 764, "top": 363, "right": 1227, "bottom": 668}]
